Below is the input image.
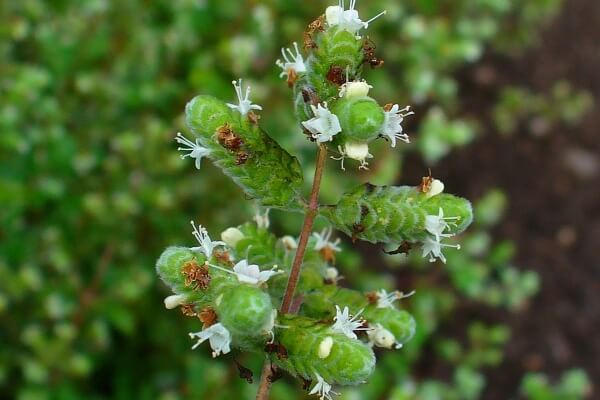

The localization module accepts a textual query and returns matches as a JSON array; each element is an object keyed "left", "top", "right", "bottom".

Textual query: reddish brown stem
[{"left": 255, "top": 144, "right": 328, "bottom": 400}]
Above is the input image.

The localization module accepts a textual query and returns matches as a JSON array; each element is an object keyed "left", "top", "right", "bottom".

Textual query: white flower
[
  {"left": 189, "top": 323, "right": 232, "bottom": 358},
  {"left": 367, "top": 323, "right": 401, "bottom": 349},
  {"left": 331, "top": 142, "right": 373, "bottom": 171},
  {"left": 164, "top": 294, "right": 187, "bottom": 310},
  {"left": 375, "top": 289, "right": 415, "bottom": 309},
  {"left": 276, "top": 42, "right": 307, "bottom": 78},
  {"left": 175, "top": 132, "right": 210, "bottom": 170},
  {"left": 318, "top": 336, "right": 334, "bottom": 359},
  {"left": 331, "top": 305, "right": 365, "bottom": 339},
  {"left": 254, "top": 208, "right": 270, "bottom": 229},
  {"left": 302, "top": 103, "right": 342, "bottom": 143},
  {"left": 313, "top": 227, "right": 342, "bottom": 252},
  {"left": 425, "top": 207, "right": 460, "bottom": 241},
  {"left": 280, "top": 235, "right": 298, "bottom": 250},
  {"left": 339, "top": 80, "right": 372, "bottom": 98},
  {"left": 232, "top": 259, "right": 283, "bottom": 285},
  {"left": 309, "top": 372, "right": 338, "bottom": 400},
  {"left": 421, "top": 235, "right": 460, "bottom": 264},
  {"left": 425, "top": 179, "right": 445, "bottom": 198},
  {"left": 190, "top": 221, "right": 226, "bottom": 258},
  {"left": 221, "top": 227, "right": 245, "bottom": 247},
  {"left": 380, "top": 104, "right": 415, "bottom": 148},
  {"left": 326, "top": 0, "right": 387, "bottom": 35},
  {"left": 226, "top": 79, "right": 263, "bottom": 116}
]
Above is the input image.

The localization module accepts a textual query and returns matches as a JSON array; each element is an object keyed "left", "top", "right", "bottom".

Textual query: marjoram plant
[{"left": 156, "top": 2, "right": 473, "bottom": 399}]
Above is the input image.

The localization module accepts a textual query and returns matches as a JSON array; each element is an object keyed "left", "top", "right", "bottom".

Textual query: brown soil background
[{"left": 403, "top": 0, "right": 600, "bottom": 397}]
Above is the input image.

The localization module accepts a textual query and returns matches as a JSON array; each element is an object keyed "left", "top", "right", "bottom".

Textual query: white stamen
[
  {"left": 226, "top": 79, "right": 263, "bottom": 116},
  {"left": 175, "top": 132, "right": 210, "bottom": 170}
]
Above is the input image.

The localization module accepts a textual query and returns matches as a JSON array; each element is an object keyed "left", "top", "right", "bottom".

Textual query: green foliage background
[{"left": 0, "top": 0, "right": 592, "bottom": 399}]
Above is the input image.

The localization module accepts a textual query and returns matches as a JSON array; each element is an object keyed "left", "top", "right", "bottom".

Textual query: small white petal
[
  {"left": 276, "top": 42, "right": 307, "bottom": 78},
  {"left": 380, "top": 105, "right": 414, "bottom": 148},
  {"left": 189, "top": 323, "right": 232, "bottom": 357},
  {"left": 226, "top": 79, "right": 263, "bottom": 116},
  {"left": 190, "top": 221, "right": 226, "bottom": 258},
  {"left": 313, "top": 228, "right": 342, "bottom": 252},
  {"left": 302, "top": 103, "right": 342, "bottom": 143},
  {"left": 331, "top": 305, "right": 364, "bottom": 339},
  {"left": 175, "top": 132, "right": 210, "bottom": 170},
  {"left": 426, "top": 179, "right": 445, "bottom": 198}
]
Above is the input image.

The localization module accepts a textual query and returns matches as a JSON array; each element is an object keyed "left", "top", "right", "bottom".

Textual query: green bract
[
  {"left": 216, "top": 286, "right": 274, "bottom": 349},
  {"left": 308, "top": 26, "right": 364, "bottom": 100},
  {"left": 274, "top": 315, "right": 375, "bottom": 385},
  {"left": 331, "top": 96, "right": 385, "bottom": 143},
  {"left": 322, "top": 184, "right": 473, "bottom": 244},
  {"left": 185, "top": 95, "right": 304, "bottom": 210}
]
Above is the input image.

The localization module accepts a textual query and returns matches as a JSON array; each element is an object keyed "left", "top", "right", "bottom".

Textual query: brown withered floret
[
  {"left": 234, "top": 360, "right": 254, "bottom": 384},
  {"left": 235, "top": 151, "right": 250, "bottom": 165},
  {"left": 286, "top": 68, "right": 298, "bottom": 88},
  {"left": 264, "top": 342, "right": 289, "bottom": 360},
  {"left": 303, "top": 15, "right": 325, "bottom": 49},
  {"left": 268, "top": 366, "right": 284, "bottom": 383},
  {"left": 301, "top": 377, "right": 313, "bottom": 391},
  {"left": 351, "top": 223, "right": 365, "bottom": 242},
  {"left": 383, "top": 103, "right": 395, "bottom": 112},
  {"left": 363, "top": 38, "right": 385, "bottom": 68},
  {"left": 199, "top": 307, "right": 218, "bottom": 328},
  {"left": 326, "top": 65, "right": 346, "bottom": 85},
  {"left": 247, "top": 111, "right": 261, "bottom": 124},
  {"left": 360, "top": 205, "right": 370, "bottom": 217},
  {"left": 217, "top": 124, "right": 244, "bottom": 152},
  {"left": 319, "top": 247, "right": 337, "bottom": 264},
  {"left": 181, "top": 260, "right": 211, "bottom": 290},
  {"left": 303, "top": 31, "right": 317, "bottom": 50},
  {"left": 301, "top": 87, "right": 321, "bottom": 106},
  {"left": 366, "top": 291, "right": 379, "bottom": 304},
  {"left": 213, "top": 249, "right": 233, "bottom": 266},
  {"left": 180, "top": 304, "right": 197, "bottom": 317},
  {"left": 419, "top": 169, "right": 434, "bottom": 193},
  {"left": 384, "top": 241, "right": 413, "bottom": 256}
]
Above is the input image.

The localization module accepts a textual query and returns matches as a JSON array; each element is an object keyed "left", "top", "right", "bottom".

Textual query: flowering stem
[{"left": 255, "top": 143, "right": 328, "bottom": 399}]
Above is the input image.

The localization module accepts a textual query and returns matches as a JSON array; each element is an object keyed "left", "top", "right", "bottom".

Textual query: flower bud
[
  {"left": 367, "top": 324, "right": 397, "bottom": 349},
  {"left": 318, "top": 336, "right": 334, "bottom": 359},
  {"left": 164, "top": 294, "right": 187, "bottom": 310},
  {"left": 331, "top": 97, "right": 385, "bottom": 142},
  {"left": 215, "top": 285, "right": 274, "bottom": 349},
  {"left": 221, "top": 227, "right": 245, "bottom": 247},
  {"left": 340, "top": 81, "right": 372, "bottom": 99},
  {"left": 325, "top": 267, "right": 339, "bottom": 281},
  {"left": 343, "top": 141, "right": 371, "bottom": 162}
]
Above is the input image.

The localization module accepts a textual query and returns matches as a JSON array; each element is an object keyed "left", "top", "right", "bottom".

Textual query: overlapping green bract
[
  {"left": 186, "top": 95, "right": 304, "bottom": 210},
  {"left": 294, "top": 25, "right": 365, "bottom": 120},
  {"left": 322, "top": 184, "right": 473, "bottom": 244},
  {"left": 274, "top": 315, "right": 376, "bottom": 385},
  {"left": 331, "top": 96, "right": 385, "bottom": 142}
]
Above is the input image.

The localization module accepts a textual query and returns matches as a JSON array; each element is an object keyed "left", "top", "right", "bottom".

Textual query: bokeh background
[{"left": 1, "top": 0, "right": 598, "bottom": 399}]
